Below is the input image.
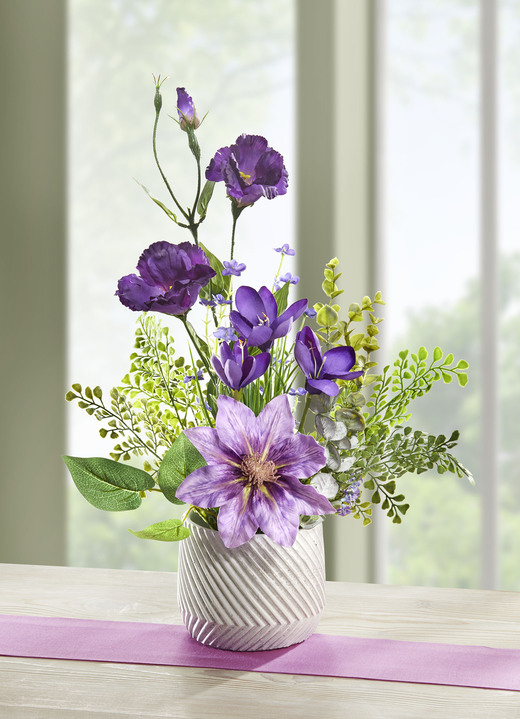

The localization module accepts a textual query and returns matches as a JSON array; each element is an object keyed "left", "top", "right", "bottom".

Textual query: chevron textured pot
[{"left": 177, "top": 516, "right": 326, "bottom": 651}]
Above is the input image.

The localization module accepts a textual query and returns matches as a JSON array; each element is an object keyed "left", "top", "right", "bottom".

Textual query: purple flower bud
[
  {"left": 176, "top": 87, "right": 200, "bottom": 131},
  {"left": 211, "top": 342, "right": 270, "bottom": 392},
  {"left": 304, "top": 307, "right": 318, "bottom": 318},
  {"left": 222, "top": 260, "right": 246, "bottom": 277}
]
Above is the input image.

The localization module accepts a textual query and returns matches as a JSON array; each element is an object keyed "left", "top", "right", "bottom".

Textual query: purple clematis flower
[
  {"left": 116, "top": 241, "right": 215, "bottom": 316},
  {"left": 176, "top": 395, "right": 334, "bottom": 548},
  {"left": 212, "top": 341, "right": 270, "bottom": 391},
  {"left": 176, "top": 87, "right": 200, "bottom": 131},
  {"left": 229, "top": 285, "right": 307, "bottom": 351},
  {"left": 294, "top": 326, "right": 364, "bottom": 396},
  {"left": 205, "top": 134, "right": 288, "bottom": 208}
]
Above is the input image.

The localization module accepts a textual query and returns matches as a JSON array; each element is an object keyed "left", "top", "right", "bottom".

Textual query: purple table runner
[{"left": 1, "top": 614, "right": 519, "bottom": 691}]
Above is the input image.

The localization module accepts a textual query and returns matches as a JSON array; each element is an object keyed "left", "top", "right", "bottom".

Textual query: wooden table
[{"left": 1, "top": 564, "right": 519, "bottom": 718}]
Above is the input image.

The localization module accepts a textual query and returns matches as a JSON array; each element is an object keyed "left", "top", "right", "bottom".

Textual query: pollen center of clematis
[{"left": 240, "top": 452, "right": 278, "bottom": 488}]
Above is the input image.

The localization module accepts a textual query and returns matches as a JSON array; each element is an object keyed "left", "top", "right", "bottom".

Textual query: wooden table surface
[{"left": 1, "top": 563, "right": 519, "bottom": 718}]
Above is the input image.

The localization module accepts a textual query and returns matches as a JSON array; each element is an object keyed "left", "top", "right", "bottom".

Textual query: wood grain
[{"left": 1, "top": 564, "right": 520, "bottom": 718}]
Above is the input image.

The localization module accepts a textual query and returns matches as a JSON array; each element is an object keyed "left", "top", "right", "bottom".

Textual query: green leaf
[
  {"left": 273, "top": 281, "right": 290, "bottom": 314},
  {"left": 441, "top": 371, "right": 453, "bottom": 383},
  {"left": 158, "top": 432, "right": 207, "bottom": 505},
  {"left": 457, "top": 372, "right": 468, "bottom": 387},
  {"left": 418, "top": 346, "right": 428, "bottom": 361},
  {"left": 129, "top": 519, "right": 190, "bottom": 542},
  {"left": 455, "top": 359, "right": 469, "bottom": 370},
  {"left": 62, "top": 455, "right": 154, "bottom": 512},
  {"left": 135, "top": 179, "right": 178, "bottom": 223},
  {"left": 199, "top": 242, "right": 232, "bottom": 299},
  {"left": 197, "top": 180, "right": 215, "bottom": 217},
  {"left": 433, "top": 346, "right": 443, "bottom": 361}
]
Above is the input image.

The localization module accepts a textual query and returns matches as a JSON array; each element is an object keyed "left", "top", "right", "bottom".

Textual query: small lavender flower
[
  {"left": 222, "top": 260, "right": 246, "bottom": 277},
  {"left": 213, "top": 326, "right": 237, "bottom": 342},
  {"left": 183, "top": 370, "right": 204, "bottom": 383},
  {"left": 288, "top": 387, "right": 307, "bottom": 396},
  {"left": 214, "top": 293, "right": 232, "bottom": 305},
  {"left": 279, "top": 272, "right": 299, "bottom": 285},
  {"left": 337, "top": 478, "right": 363, "bottom": 516},
  {"left": 304, "top": 307, "right": 317, "bottom": 318},
  {"left": 177, "top": 395, "right": 334, "bottom": 548},
  {"left": 200, "top": 297, "right": 217, "bottom": 307},
  {"left": 274, "top": 243, "right": 296, "bottom": 256}
]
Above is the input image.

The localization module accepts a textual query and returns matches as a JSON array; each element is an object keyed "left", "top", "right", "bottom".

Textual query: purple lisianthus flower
[
  {"left": 205, "top": 134, "right": 288, "bottom": 208},
  {"left": 294, "top": 326, "right": 364, "bottom": 396},
  {"left": 213, "top": 326, "right": 237, "bottom": 343},
  {"left": 274, "top": 243, "right": 295, "bottom": 256},
  {"left": 222, "top": 259, "right": 246, "bottom": 277},
  {"left": 116, "top": 241, "right": 216, "bottom": 316},
  {"left": 176, "top": 87, "right": 200, "bottom": 131},
  {"left": 176, "top": 395, "right": 334, "bottom": 548},
  {"left": 229, "top": 285, "right": 307, "bottom": 351},
  {"left": 212, "top": 341, "right": 270, "bottom": 391}
]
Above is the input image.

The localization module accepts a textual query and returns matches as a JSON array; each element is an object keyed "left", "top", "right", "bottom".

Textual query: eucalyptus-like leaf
[
  {"left": 315, "top": 414, "right": 347, "bottom": 442},
  {"left": 129, "top": 518, "right": 190, "bottom": 542},
  {"left": 309, "top": 393, "right": 335, "bottom": 414},
  {"left": 62, "top": 455, "right": 154, "bottom": 512},
  {"left": 324, "top": 443, "right": 341, "bottom": 471}
]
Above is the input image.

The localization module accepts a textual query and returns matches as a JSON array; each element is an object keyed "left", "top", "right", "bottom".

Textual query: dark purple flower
[
  {"left": 176, "top": 395, "right": 333, "bottom": 547},
  {"left": 212, "top": 341, "right": 270, "bottom": 391},
  {"left": 222, "top": 259, "right": 246, "bottom": 277},
  {"left": 205, "top": 134, "right": 288, "bottom": 208},
  {"left": 116, "top": 241, "right": 215, "bottom": 316},
  {"left": 294, "top": 326, "right": 363, "bottom": 396},
  {"left": 176, "top": 87, "right": 200, "bottom": 130},
  {"left": 229, "top": 285, "right": 307, "bottom": 351},
  {"left": 274, "top": 243, "right": 295, "bottom": 256}
]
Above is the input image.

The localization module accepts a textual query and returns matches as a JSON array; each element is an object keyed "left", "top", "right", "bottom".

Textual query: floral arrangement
[{"left": 64, "top": 80, "right": 472, "bottom": 550}]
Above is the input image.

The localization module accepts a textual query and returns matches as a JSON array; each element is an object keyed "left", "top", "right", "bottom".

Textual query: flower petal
[
  {"left": 217, "top": 490, "right": 259, "bottom": 548},
  {"left": 275, "top": 298, "right": 308, "bottom": 328},
  {"left": 321, "top": 345, "right": 356, "bottom": 377},
  {"left": 176, "top": 464, "right": 241, "bottom": 508},
  {"left": 116, "top": 274, "right": 160, "bottom": 312},
  {"left": 270, "top": 433, "right": 326, "bottom": 479},
  {"left": 279, "top": 476, "right": 336, "bottom": 516},
  {"left": 246, "top": 325, "right": 273, "bottom": 348},
  {"left": 306, "top": 378, "right": 340, "bottom": 396},
  {"left": 256, "top": 395, "right": 296, "bottom": 454},
  {"left": 184, "top": 426, "right": 240, "bottom": 466},
  {"left": 251, "top": 486, "right": 299, "bottom": 547},
  {"left": 215, "top": 395, "right": 260, "bottom": 456},
  {"left": 258, "top": 286, "right": 278, "bottom": 322},
  {"left": 234, "top": 286, "right": 266, "bottom": 325}
]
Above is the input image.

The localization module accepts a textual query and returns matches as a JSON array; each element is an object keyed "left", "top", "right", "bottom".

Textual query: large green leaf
[
  {"left": 273, "top": 281, "right": 290, "bottom": 314},
  {"left": 158, "top": 432, "right": 207, "bottom": 505},
  {"left": 197, "top": 180, "right": 215, "bottom": 218},
  {"left": 129, "top": 519, "right": 190, "bottom": 542},
  {"left": 199, "top": 242, "right": 231, "bottom": 300},
  {"left": 63, "top": 456, "right": 154, "bottom": 512}
]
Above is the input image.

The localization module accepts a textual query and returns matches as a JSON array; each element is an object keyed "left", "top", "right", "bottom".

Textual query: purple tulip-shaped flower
[
  {"left": 176, "top": 87, "right": 200, "bottom": 130},
  {"left": 229, "top": 285, "right": 307, "bottom": 351},
  {"left": 176, "top": 395, "right": 334, "bottom": 548},
  {"left": 116, "top": 241, "right": 215, "bottom": 316},
  {"left": 212, "top": 341, "right": 270, "bottom": 391},
  {"left": 206, "top": 134, "right": 288, "bottom": 208},
  {"left": 295, "top": 326, "right": 364, "bottom": 396}
]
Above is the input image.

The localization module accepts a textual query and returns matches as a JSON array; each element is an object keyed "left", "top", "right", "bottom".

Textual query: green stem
[
  {"left": 298, "top": 393, "right": 312, "bottom": 433},
  {"left": 179, "top": 315, "right": 216, "bottom": 382},
  {"left": 152, "top": 107, "right": 189, "bottom": 223}
]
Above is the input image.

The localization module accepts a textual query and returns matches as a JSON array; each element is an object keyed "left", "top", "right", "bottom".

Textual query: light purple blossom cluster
[{"left": 336, "top": 478, "right": 363, "bottom": 516}]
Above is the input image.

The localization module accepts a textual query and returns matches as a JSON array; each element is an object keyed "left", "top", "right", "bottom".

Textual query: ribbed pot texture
[{"left": 177, "top": 518, "right": 326, "bottom": 651}]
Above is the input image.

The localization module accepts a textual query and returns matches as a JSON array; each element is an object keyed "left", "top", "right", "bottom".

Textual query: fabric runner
[{"left": 1, "top": 614, "right": 519, "bottom": 691}]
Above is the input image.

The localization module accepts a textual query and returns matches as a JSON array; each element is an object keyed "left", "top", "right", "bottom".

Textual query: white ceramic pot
[{"left": 177, "top": 516, "right": 326, "bottom": 651}]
